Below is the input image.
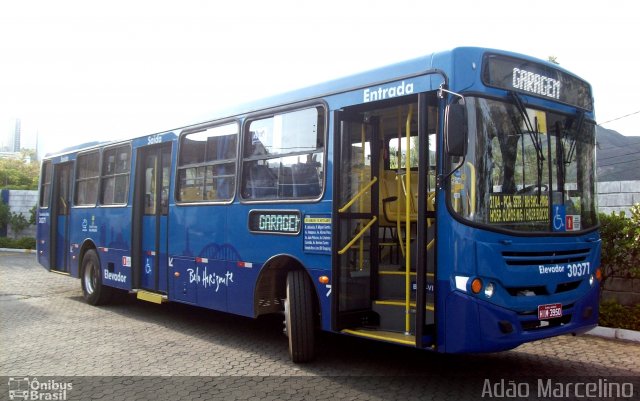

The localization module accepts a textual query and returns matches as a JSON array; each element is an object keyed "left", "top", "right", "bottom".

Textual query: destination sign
[
  {"left": 248, "top": 210, "right": 301, "bottom": 235},
  {"left": 482, "top": 54, "right": 593, "bottom": 111},
  {"left": 489, "top": 194, "right": 549, "bottom": 224}
]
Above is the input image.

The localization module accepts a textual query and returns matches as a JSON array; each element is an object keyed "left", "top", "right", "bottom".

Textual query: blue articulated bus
[{"left": 37, "top": 47, "right": 601, "bottom": 362}]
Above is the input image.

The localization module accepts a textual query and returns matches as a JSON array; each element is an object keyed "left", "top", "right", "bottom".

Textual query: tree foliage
[{"left": 0, "top": 156, "right": 39, "bottom": 190}]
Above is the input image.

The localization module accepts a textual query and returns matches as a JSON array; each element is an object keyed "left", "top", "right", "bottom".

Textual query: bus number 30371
[{"left": 567, "top": 262, "right": 590, "bottom": 278}]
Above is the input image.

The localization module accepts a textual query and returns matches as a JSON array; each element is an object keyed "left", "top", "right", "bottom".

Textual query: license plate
[{"left": 538, "top": 303, "right": 563, "bottom": 320}]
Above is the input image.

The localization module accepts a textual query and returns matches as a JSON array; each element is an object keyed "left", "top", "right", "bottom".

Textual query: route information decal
[
  {"left": 303, "top": 215, "right": 331, "bottom": 254},
  {"left": 489, "top": 194, "right": 549, "bottom": 223}
]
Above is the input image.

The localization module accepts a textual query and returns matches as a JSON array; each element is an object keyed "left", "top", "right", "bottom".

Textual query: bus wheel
[
  {"left": 285, "top": 270, "right": 315, "bottom": 363},
  {"left": 81, "top": 249, "right": 112, "bottom": 306}
]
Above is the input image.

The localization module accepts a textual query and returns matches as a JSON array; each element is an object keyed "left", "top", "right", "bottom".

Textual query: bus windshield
[{"left": 452, "top": 96, "right": 598, "bottom": 233}]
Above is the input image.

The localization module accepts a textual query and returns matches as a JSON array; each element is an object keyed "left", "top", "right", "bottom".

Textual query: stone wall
[
  {"left": 1, "top": 189, "right": 38, "bottom": 238},
  {"left": 598, "top": 180, "right": 640, "bottom": 216},
  {"left": 602, "top": 276, "right": 640, "bottom": 306}
]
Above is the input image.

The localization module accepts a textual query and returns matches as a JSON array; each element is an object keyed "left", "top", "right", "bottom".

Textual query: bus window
[
  {"left": 75, "top": 151, "right": 100, "bottom": 206},
  {"left": 241, "top": 106, "right": 325, "bottom": 200},
  {"left": 100, "top": 145, "right": 131, "bottom": 205},
  {"left": 177, "top": 122, "right": 238, "bottom": 203},
  {"left": 39, "top": 161, "right": 52, "bottom": 208}
]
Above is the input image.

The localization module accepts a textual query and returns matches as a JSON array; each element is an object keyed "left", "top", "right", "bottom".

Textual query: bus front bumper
[{"left": 442, "top": 284, "right": 599, "bottom": 353}]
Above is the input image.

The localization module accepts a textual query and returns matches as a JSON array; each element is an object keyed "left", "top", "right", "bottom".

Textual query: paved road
[{"left": 1, "top": 253, "right": 639, "bottom": 400}]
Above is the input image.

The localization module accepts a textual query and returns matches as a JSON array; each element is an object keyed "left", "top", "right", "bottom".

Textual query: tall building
[{"left": 13, "top": 119, "right": 21, "bottom": 152}]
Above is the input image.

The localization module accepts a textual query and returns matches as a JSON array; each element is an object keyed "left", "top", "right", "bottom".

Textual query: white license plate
[{"left": 538, "top": 303, "right": 563, "bottom": 320}]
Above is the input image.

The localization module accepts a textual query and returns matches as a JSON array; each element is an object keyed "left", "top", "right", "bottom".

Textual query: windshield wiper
[
  {"left": 562, "top": 111, "right": 584, "bottom": 166},
  {"left": 509, "top": 92, "right": 545, "bottom": 195},
  {"left": 557, "top": 110, "right": 584, "bottom": 197}
]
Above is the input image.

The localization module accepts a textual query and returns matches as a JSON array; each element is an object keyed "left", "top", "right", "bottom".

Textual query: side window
[
  {"left": 75, "top": 151, "right": 100, "bottom": 206},
  {"left": 177, "top": 122, "right": 238, "bottom": 202},
  {"left": 39, "top": 161, "right": 52, "bottom": 208},
  {"left": 241, "top": 106, "right": 325, "bottom": 200},
  {"left": 101, "top": 145, "right": 131, "bottom": 205}
]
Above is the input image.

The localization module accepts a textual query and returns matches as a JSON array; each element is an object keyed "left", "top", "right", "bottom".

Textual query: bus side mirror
[{"left": 445, "top": 103, "right": 468, "bottom": 157}]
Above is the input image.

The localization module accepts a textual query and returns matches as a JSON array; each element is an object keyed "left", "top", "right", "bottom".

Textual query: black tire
[
  {"left": 285, "top": 270, "right": 316, "bottom": 363},
  {"left": 81, "top": 249, "right": 112, "bottom": 305}
]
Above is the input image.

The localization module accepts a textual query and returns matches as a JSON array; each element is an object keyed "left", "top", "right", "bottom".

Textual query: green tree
[{"left": 0, "top": 156, "right": 39, "bottom": 189}]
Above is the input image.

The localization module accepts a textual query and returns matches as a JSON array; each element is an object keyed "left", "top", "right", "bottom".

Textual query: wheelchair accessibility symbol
[{"left": 552, "top": 205, "right": 566, "bottom": 232}]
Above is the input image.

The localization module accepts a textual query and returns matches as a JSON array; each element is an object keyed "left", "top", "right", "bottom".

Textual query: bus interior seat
[
  {"left": 379, "top": 170, "right": 418, "bottom": 225},
  {"left": 246, "top": 163, "right": 277, "bottom": 198},
  {"left": 292, "top": 163, "right": 321, "bottom": 197}
]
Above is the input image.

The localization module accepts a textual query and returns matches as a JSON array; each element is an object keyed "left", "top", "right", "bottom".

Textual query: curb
[
  {"left": 0, "top": 247, "right": 36, "bottom": 254},
  {"left": 586, "top": 326, "right": 640, "bottom": 343}
]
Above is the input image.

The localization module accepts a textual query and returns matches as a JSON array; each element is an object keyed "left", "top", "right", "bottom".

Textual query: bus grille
[
  {"left": 501, "top": 249, "right": 588, "bottom": 297},
  {"left": 506, "top": 281, "right": 581, "bottom": 296},
  {"left": 502, "top": 249, "right": 590, "bottom": 266}
]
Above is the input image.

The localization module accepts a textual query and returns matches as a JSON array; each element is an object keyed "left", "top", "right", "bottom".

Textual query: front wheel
[
  {"left": 284, "top": 270, "right": 316, "bottom": 363},
  {"left": 81, "top": 249, "right": 112, "bottom": 305}
]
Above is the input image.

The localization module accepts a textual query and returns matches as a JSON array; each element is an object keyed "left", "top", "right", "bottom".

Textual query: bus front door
[
  {"left": 50, "top": 162, "right": 73, "bottom": 273},
  {"left": 334, "top": 96, "right": 436, "bottom": 347},
  {"left": 334, "top": 111, "right": 380, "bottom": 329},
  {"left": 133, "top": 143, "right": 172, "bottom": 294}
]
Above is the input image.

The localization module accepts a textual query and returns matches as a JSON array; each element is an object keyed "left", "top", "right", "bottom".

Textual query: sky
[{"left": 1, "top": 0, "right": 639, "bottom": 158}]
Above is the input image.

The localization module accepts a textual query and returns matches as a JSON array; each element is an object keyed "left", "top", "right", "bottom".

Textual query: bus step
[
  {"left": 341, "top": 328, "right": 416, "bottom": 346},
  {"left": 372, "top": 299, "right": 434, "bottom": 332},
  {"left": 135, "top": 290, "right": 167, "bottom": 304}
]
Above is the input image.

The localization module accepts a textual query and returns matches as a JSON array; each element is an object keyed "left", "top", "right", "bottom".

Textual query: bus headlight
[
  {"left": 484, "top": 282, "right": 495, "bottom": 298},
  {"left": 455, "top": 276, "right": 470, "bottom": 292},
  {"left": 589, "top": 274, "right": 595, "bottom": 287}
]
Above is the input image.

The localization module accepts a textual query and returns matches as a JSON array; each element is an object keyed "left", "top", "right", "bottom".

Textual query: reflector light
[{"left": 471, "top": 278, "right": 483, "bottom": 294}]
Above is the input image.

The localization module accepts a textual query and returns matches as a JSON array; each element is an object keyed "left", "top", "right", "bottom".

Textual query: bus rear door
[
  {"left": 50, "top": 162, "right": 73, "bottom": 273},
  {"left": 132, "top": 143, "right": 172, "bottom": 297}
]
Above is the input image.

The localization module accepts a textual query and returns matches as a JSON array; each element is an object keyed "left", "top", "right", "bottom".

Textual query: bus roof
[{"left": 43, "top": 47, "right": 589, "bottom": 159}]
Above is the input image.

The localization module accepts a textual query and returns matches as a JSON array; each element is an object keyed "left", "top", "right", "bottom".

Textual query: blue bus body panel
[
  {"left": 36, "top": 211, "right": 51, "bottom": 269},
  {"left": 67, "top": 206, "right": 134, "bottom": 288},
  {"left": 167, "top": 200, "right": 333, "bottom": 322}
]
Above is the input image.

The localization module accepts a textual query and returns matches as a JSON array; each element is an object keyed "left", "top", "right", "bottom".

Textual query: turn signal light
[
  {"left": 319, "top": 276, "right": 329, "bottom": 284},
  {"left": 471, "top": 278, "right": 483, "bottom": 294},
  {"left": 595, "top": 268, "right": 602, "bottom": 282}
]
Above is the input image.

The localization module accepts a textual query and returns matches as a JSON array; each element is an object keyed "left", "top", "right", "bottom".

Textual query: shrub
[
  {"left": 15, "top": 237, "right": 36, "bottom": 250},
  {"left": 598, "top": 203, "right": 640, "bottom": 288},
  {"left": 0, "top": 236, "right": 36, "bottom": 250},
  {"left": 599, "top": 299, "right": 640, "bottom": 331}
]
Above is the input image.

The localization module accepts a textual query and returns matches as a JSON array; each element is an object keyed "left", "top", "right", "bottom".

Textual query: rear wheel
[
  {"left": 284, "top": 270, "right": 316, "bottom": 363},
  {"left": 81, "top": 249, "right": 112, "bottom": 305}
]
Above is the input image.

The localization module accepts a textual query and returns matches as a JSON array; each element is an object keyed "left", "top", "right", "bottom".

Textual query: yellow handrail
[
  {"left": 338, "top": 176, "right": 378, "bottom": 213},
  {"left": 404, "top": 104, "right": 413, "bottom": 334},
  {"left": 337, "top": 216, "right": 378, "bottom": 255},
  {"left": 396, "top": 174, "right": 405, "bottom": 258}
]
